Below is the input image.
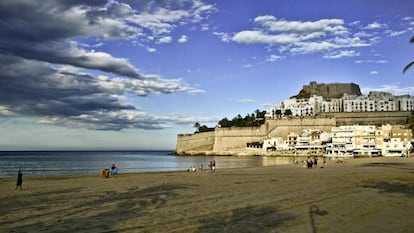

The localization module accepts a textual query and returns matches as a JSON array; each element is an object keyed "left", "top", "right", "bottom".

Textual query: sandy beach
[{"left": 1, "top": 157, "right": 413, "bottom": 233}]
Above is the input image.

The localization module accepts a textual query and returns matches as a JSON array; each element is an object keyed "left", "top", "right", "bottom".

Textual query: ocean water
[{"left": 0, "top": 151, "right": 298, "bottom": 177}]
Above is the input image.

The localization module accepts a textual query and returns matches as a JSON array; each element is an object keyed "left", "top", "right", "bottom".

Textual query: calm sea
[{"left": 0, "top": 151, "right": 298, "bottom": 178}]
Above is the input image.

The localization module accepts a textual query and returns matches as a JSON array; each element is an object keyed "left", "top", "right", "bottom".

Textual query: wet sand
[{"left": 1, "top": 157, "right": 413, "bottom": 233}]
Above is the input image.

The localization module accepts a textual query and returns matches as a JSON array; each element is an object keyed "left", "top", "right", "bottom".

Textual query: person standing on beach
[
  {"left": 15, "top": 169, "right": 23, "bottom": 190},
  {"left": 313, "top": 156, "right": 318, "bottom": 167},
  {"left": 212, "top": 160, "right": 216, "bottom": 173}
]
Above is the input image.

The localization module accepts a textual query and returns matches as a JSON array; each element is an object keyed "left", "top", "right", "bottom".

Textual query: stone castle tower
[{"left": 293, "top": 81, "right": 362, "bottom": 100}]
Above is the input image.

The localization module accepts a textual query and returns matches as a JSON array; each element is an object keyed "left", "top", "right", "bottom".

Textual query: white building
[
  {"left": 399, "top": 95, "right": 414, "bottom": 111},
  {"left": 266, "top": 91, "right": 414, "bottom": 118},
  {"left": 325, "top": 124, "right": 412, "bottom": 158}
]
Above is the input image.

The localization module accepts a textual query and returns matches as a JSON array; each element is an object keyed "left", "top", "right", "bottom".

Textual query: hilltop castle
[
  {"left": 266, "top": 81, "right": 414, "bottom": 118},
  {"left": 293, "top": 81, "right": 361, "bottom": 99}
]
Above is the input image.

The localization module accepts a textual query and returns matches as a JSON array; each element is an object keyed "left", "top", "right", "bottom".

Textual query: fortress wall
[
  {"left": 319, "top": 112, "right": 411, "bottom": 126},
  {"left": 175, "top": 112, "right": 412, "bottom": 154},
  {"left": 176, "top": 131, "right": 215, "bottom": 154},
  {"left": 213, "top": 125, "right": 267, "bottom": 152},
  {"left": 266, "top": 118, "right": 337, "bottom": 138}
]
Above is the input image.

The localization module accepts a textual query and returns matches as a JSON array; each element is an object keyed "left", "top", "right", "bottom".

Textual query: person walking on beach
[
  {"left": 212, "top": 160, "right": 216, "bottom": 173},
  {"left": 15, "top": 169, "right": 23, "bottom": 190},
  {"left": 306, "top": 157, "right": 313, "bottom": 168},
  {"left": 313, "top": 156, "right": 318, "bottom": 167}
]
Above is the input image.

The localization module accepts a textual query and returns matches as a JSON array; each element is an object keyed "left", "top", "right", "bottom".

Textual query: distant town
[
  {"left": 259, "top": 124, "right": 412, "bottom": 158},
  {"left": 177, "top": 82, "right": 414, "bottom": 158}
]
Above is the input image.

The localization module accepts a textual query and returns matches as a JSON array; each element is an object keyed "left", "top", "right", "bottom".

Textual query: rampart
[
  {"left": 175, "top": 111, "right": 412, "bottom": 155},
  {"left": 213, "top": 126, "right": 267, "bottom": 152},
  {"left": 176, "top": 131, "right": 215, "bottom": 154},
  {"left": 320, "top": 112, "right": 411, "bottom": 126}
]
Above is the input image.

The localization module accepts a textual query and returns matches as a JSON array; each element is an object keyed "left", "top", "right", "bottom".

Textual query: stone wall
[
  {"left": 176, "top": 131, "right": 215, "bottom": 154},
  {"left": 318, "top": 112, "right": 411, "bottom": 126},
  {"left": 212, "top": 126, "right": 267, "bottom": 152},
  {"left": 266, "top": 117, "right": 337, "bottom": 139}
]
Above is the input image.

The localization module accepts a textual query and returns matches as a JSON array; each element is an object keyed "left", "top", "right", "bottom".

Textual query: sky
[{"left": 1, "top": 0, "right": 414, "bottom": 150}]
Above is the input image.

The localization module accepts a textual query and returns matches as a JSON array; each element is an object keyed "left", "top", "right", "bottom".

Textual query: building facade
[{"left": 266, "top": 91, "right": 414, "bottom": 118}]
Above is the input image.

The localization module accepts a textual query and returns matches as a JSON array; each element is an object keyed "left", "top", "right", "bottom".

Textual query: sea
[{"left": 0, "top": 151, "right": 299, "bottom": 178}]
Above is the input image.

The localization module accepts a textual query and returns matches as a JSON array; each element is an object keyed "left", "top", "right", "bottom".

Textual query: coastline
[{"left": 1, "top": 157, "right": 413, "bottom": 232}]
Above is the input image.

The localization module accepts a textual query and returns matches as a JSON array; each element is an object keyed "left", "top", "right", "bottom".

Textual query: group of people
[
  {"left": 101, "top": 163, "right": 119, "bottom": 178},
  {"left": 187, "top": 160, "right": 216, "bottom": 173},
  {"left": 306, "top": 156, "right": 326, "bottom": 168},
  {"left": 208, "top": 160, "right": 216, "bottom": 173}
]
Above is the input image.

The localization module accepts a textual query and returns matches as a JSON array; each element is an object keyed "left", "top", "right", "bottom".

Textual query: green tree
[
  {"left": 403, "top": 36, "right": 414, "bottom": 73},
  {"left": 275, "top": 109, "right": 282, "bottom": 118},
  {"left": 198, "top": 125, "right": 212, "bottom": 132},
  {"left": 218, "top": 110, "right": 267, "bottom": 128},
  {"left": 194, "top": 122, "right": 201, "bottom": 132},
  {"left": 218, "top": 117, "right": 231, "bottom": 127},
  {"left": 284, "top": 109, "right": 292, "bottom": 116}
]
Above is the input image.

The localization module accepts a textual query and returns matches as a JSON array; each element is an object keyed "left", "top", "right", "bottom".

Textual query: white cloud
[
  {"left": 157, "top": 36, "right": 172, "bottom": 44},
  {"left": 324, "top": 50, "right": 360, "bottom": 59},
  {"left": 362, "top": 85, "right": 414, "bottom": 96},
  {"left": 290, "top": 41, "right": 336, "bottom": 54},
  {"left": 254, "top": 16, "right": 347, "bottom": 34},
  {"left": 228, "top": 15, "right": 374, "bottom": 58},
  {"left": 385, "top": 30, "right": 407, "bottom": 37},
  {"left": 370, "top": 70, "right": 379, "bottom": 75},
  {"left": 355, "top": 59, "right": 388, "bottom": 64},
  {"left": 146, "top": 47, "right": 157, "bottom": 53},
  {"left": 266, "top": 54, "right": 283, "bottom": 62},
  {"left": 201, "top": 24, "right": 209, "bottom": 31},
  {"left": 232, "top": 30, "right": 299, "bottom": 44},
  {"left": 239, "top": 98, "right": 256, "bottom": 104},
  {"left": 178, "top": 35, "right": 188, "bottom": 43},
  {"left": 364, "top": 21, "right": 388, "bottom": 30},
  {"left": 123, "top": 1, "right": 216, "bottom": 47},
  {"left": 213, "top": 32, "right": 231, "bottom": 42}
]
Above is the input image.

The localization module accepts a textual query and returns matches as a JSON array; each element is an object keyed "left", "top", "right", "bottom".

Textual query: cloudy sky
[{"left": 1, "top": 0, "right": 414, "bottom": 150}]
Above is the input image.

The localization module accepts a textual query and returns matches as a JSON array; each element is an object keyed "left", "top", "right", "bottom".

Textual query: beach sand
[{"left": 1, "top": 157, "right": 414, "bottom": 233}]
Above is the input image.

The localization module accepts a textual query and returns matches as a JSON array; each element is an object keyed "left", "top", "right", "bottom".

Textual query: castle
[
  {"left": 266, "top": 81, "right": 414, "bottom": 118},
  {"left": 175, "top": 82, "right": 414, "bottom": 156}
]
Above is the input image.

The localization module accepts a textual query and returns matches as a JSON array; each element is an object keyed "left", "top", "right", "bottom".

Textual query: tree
[
  {"left": 275, "top": 109, "right": 282, "bottom": 118},
  {"left": 284, "top": 109, "right": 292, "bottom": 116},
  {"left": 403, "top": 36, "right": 414, "bottom": 73},
  {"left": 218, "top": 117, "right": 231, "bottom": 127},
  {"left": 194, "top": 122, "right": 201, "bottom": 132},
  {"left": 198, "top": 125, "right": 212, "bottom": 132}
]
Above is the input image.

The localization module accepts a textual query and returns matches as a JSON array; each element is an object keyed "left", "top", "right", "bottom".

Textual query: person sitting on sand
[{"left": 111, "top": 163, "right": 118, "bottom": 176}]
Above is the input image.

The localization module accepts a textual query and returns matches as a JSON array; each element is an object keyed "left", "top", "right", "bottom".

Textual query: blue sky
[{"left": 1, "top": 0, "right": 414, "bottom": 150}]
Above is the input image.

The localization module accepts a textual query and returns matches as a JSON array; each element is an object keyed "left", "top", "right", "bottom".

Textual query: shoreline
[
  {"left": 1, "top": 157, "right": 413, "bottom": 232},
  {"left": 0, "top": 156, "right": 406, "bottom": 180}
]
